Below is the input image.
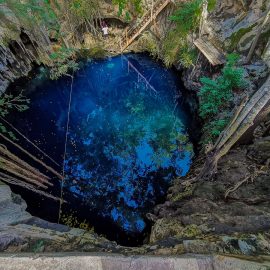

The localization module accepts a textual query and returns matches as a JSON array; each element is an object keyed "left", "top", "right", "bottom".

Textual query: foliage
[
  {"left": 207, "top": 0, "right": 216, "bottom": 12},
  {"left": 198, "top": 54, "right": 247, "bottom": 143},
  {"left": 49, "top": 46, "right": 79, "bottom": 80},
  {"left": 162, "top": 28, "right": 184, "bottom": 67},
  {"left": 162, "top": 0, "right": 217, "bottom": 67},
  {"left": 113, "top": 0, "right": 142, "bottom": 16},
  {"left": 178, "top": 44, "right": 198, "bottom": 68},
  {"left": 0, "top": 0, "right": 58, "bottom": 31},
  {"left": 77, "top": 47, "right": 107, "bottom": 59},
  {"left": 0, "top": 92, "right": 30, "bottom": 140},
  {"left": 138, "top": 32, "right": 160, "bottom": 59},
  {"left": 202, "top": 117, "right": 230, "bottom": 144},
  {"left": 69, "top": 0, "right": 99, "bottom": 21},
  {"left": 32, "top": 240, "right": 45, "bottom": 253},
  {"left": 162, "top": 29, "right": 198, "bottom": 68},
  {"left": 170, "top": 0, "right": 203, "bottom": 36},
  {"left": 131, "top": 0, "right": 142, "bottom": 14},
  {"left": 162, "top": 0, "right": 204, "bottom": 67}
]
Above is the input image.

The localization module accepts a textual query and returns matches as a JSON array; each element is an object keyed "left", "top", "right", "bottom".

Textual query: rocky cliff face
[
  {"left": 147, "top": 117, "right": 270, "bottom": 256},
  {"left": 0, "top": 3, "right": 55, "bottom": 94},
  {"left": 0, "top": 182, "right": 128, "bottom": 253},
  {"left": 144, "top": 0, "right": 270, "bottom": 257}
]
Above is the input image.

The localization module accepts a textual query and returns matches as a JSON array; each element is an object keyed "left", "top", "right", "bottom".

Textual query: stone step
[{"left": 0, "top": 253, "right": 269, "bottom": 270}]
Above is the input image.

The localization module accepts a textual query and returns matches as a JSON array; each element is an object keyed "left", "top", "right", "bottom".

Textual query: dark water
[{"left": 4, "top": 53, "right": 194, "bottom": 246}]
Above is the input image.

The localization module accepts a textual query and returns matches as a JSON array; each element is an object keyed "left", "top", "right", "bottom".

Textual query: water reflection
[
  {"left": 62, "top": 54, "right": 194, "bottom": 234},
  {"left": 5, "top": 53, "right": 194, "bottom": 244}
]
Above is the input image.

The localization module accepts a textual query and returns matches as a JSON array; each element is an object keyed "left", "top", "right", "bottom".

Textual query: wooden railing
[{"left": 120, "top": 0, "right": 171, "bottom": 52}]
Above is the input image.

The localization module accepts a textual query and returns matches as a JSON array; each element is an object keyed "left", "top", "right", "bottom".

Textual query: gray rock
[{"left": 238, "top": 240, "right": 256, "bottom": 255}]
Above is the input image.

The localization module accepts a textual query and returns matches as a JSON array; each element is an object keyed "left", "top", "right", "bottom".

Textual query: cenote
[{"left": 4, "top": 53, "right": 196, "bottom": 246}]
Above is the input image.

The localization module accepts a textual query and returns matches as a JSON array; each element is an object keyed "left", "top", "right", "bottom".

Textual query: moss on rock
[{"left": 227, "top": 24, "right": 256, "bottom": 52}]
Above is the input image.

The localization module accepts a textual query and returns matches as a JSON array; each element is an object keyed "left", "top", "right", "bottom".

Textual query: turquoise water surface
[{"left": 5, "top": 53, "right": 194, "bottom": 245}]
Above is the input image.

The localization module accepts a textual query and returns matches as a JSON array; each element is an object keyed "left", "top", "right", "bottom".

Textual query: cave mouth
[{"left": 4, "top": 53, "right": 197, "bottom": 247}]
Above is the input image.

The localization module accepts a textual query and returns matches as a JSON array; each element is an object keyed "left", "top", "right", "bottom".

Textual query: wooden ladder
[{"left": 120, "top": 0, "right": 171, "bottom": 52}]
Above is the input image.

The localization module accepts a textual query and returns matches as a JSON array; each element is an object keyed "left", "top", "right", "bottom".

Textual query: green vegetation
[
  {"left": 162, "top": 0, "right": 207, "bottom": 67},
  {"left": 228, "top": 24, "right": 255, "bottom": 51},
  {"left": 49, "top": 46, "right": 79, "bottom": 80},
  {"left": 0, "top": 92, "right": 30, "bottom": 140},
  {"left": 77, "top": 46, "right": 107, "bottom": 59},
  {"left": 162, "top": 0, "right": 217, "bottom": 67},
  {"left": 207, "top": 0, "right": 216, "bottom": 12},
  {"left": 0, "top": 0, "right": 102, "bottom": 80},
  {"left": 112, "top": 0, "right": 142, "bottom": 17},
  {"left": 69, "top": 0, "right": 99, "bottom": 20},
  {"left": 170, "top": 0, "right": 203, "bottom": 36},
  {"left": 162, "top": 29, "right": 198, "bottom": 68},
  {"left": 32, "top": 240, "right": 45, "bottom": 253},
  {"left": 198, "top": 54, "right": 247, "bottom": 144},
  {"left": 0, "top": 0, "right": 58, "bottom": 37}
]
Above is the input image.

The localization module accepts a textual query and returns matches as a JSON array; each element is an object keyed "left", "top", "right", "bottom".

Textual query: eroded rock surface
[
  {"left": 148, "top": 120, "right": 270, "bottom": 256},
  {"left": 0, "top": 182, "right": 123, "bottom": 253},
  {"left": 0, "top": 254, "right": 269, "bottom": 270}
]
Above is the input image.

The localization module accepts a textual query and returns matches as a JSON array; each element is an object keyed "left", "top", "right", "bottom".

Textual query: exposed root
[
  {"left": 0, "top": 172, "right": 62, "bottom": 202},
  {"left": 0, "top": 133, "right": 63, "bottom": 180},
  {"left": 0, "top": 144, "right": 50, "bottom": 181},
  {"left": 224, "top": 165, "right": 269, "bottom": 199},
  {"left": 224, "top": 175, "right": 250, "bottom": 199}
]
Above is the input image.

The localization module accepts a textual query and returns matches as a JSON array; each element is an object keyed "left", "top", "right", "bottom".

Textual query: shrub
[
  {"left": 113, "top": 0, "right": 142, "bottom": 16},
  {"left": 49, "top": 46, "right": 79, "bottom": 79},
  {"left": 198, "top": 54, "right": 247, "bottom": 143},
  {"left": 207, "top": 0, "right": 217, "bottom": 12},
  {"left": 170, "top": 0, "right": 203, "bottom": 36},
  {"left": 162, "top": 0, "right": 204, "bottom": 67}
]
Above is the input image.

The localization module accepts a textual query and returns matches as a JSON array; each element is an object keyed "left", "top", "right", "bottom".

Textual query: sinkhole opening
[{"left": 2, "top": 53, "right": 200, "bottom": 247}]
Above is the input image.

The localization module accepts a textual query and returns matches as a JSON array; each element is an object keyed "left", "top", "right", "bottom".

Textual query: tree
[
  {"left": 162, "top": 0, "right": 205, "bottom": 67},
  {"left": 198, "top": 54, "right": 246, "bottom": 143},
  {"left": 198, "top": 75, "right": 270, "bottom": 180}
]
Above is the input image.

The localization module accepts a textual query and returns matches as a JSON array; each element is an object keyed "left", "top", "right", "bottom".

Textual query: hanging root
[
  {"left": 0, "top": 155, "right": 51, "bottom": 186},
  {"left": 0, "top": 162, "right": 48, "bottom": 189},
  {"left": 0, "top": 144, "right": 50, "bottom": 181},
  {"left": 0, "top": 172, "right": 62, "bottom": 202},
  {"left": 0, "top": 116, "right": 60, "bottom": 167},
  {"left": 0, "top": 133, "right": 63, "bottom": 180}
]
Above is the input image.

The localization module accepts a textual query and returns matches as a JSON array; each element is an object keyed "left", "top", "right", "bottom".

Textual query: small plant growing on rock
[
  {"left": 199, "top": 53, "right": 247, "bottom": 144},
  {"left": 162, "top": 0, "right": 205, "bottom": 67},
  {"left": 49, "top": 46, "right": 79, "bottom": 80}
]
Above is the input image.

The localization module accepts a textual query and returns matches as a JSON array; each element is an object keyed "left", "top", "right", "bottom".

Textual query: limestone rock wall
[
  {"left": 148, "top": 117, "right": 270, "bottom": 256},
  {"left": 206, "top": 0, "right": 270, "bottom": 54}
]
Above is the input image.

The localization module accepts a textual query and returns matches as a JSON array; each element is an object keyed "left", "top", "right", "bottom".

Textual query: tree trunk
[
  {"left": 246, "top": 10, "right": 270, "bottom": 63},
  {"left": 198, "top": 75, "right": 270, "bottom": 180}
]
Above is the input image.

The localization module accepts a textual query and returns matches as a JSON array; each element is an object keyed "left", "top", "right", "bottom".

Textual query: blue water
[{"left": 5, "top": 53, "right": 194, "bottom": 245}]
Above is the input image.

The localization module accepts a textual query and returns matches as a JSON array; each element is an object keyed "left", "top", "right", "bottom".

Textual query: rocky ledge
[
  {"left": 147, "top": 119, "right": 270, "bottom": 257},
  {"left": 0, "top": 182, "right": 124, "bottom": 253}
]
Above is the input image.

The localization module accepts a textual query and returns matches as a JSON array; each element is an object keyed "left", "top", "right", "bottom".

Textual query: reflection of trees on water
[{"left": 63, "top": 72, "right": 194, "bottom": 233}]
